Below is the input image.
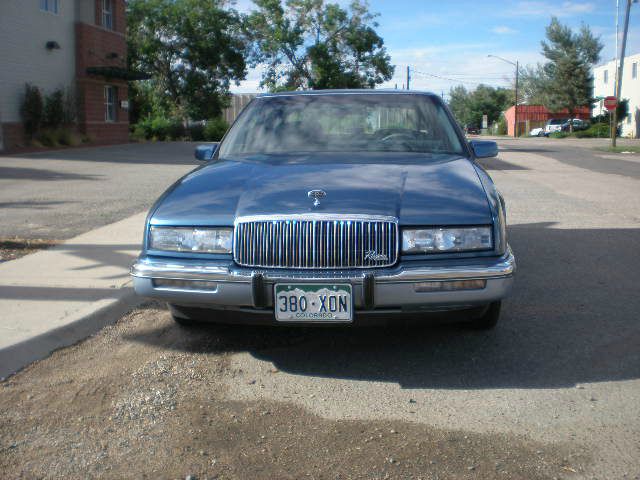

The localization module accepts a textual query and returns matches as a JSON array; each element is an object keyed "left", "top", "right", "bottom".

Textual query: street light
[{"left": 488, "top": 54, "right": 519, "bottom": 138}]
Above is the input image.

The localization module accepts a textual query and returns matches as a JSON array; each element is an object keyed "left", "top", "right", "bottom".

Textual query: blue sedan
[{"left": 131, "top": 90, "right": 515, "bottom": 328}]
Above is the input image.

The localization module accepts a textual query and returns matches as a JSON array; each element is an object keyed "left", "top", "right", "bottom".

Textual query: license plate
[{"left": 274, "top": 283, "right": 353, "bottom": 322}]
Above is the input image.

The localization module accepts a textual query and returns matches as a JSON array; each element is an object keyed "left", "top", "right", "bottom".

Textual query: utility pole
[
  {"left": 612, "top": 0, "right": 633, "bottom": 147},
  {"left": 406, "top": 66, "right": 410, "bottom": 90}
]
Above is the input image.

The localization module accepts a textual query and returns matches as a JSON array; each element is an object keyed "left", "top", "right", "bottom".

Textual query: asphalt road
[
  {"left": 0, "top": 142, "right": 199, "bottom": 240},
  {"left": 2, "top": 138, "right": 640, "bottom": 479}
]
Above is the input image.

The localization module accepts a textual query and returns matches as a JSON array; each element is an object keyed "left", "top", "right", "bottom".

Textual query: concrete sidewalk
[{"left": 0, "top": 212, "right": 147, "bottom": 377}]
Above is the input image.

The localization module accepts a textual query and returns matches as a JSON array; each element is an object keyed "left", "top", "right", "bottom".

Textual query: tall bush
[
  {"left": 203, "top": 117, "right": 229, "bottom": 141},
  {"left": 496, "top": 115, "right": 508, "bottom": 135},
  {"left": 62, "top": 87, "right": 77, "bottom": 125},
  {"left": 21, "top": 83, "right": 44, "bottom": 138},
  {"left": 44, "top": 89, "right": 65, "bottom": 128}
]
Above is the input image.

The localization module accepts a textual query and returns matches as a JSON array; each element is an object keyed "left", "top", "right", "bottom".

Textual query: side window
[
  {"left": 633, "top": 63, "right": 637, "bottom": 79},
  {"left": 604, "top": 70, "right": 608, "bottom": 84},
  {"left": 104, "top": 86, "right": 117, "bottom": 122},
  {"left": 40, "top": 0, "right": 59, "bottom": 14},
  {"left": 102, "top": 0, "right": 114, "bottom": 30}
]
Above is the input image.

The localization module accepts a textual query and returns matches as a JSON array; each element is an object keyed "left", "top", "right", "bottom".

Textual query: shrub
[
  {"left": 132, "top": 117, "right": 154, "bottom": 139},
  {"left": 573, "top": 123, "right": 609, "bottom": 138},
  {"left": 37, "top": 128, "right": 59, "bottom": 147},
  {"left": 150, "top": 117, "right": 171, "bottom": 140},
  {"left": 549, "top": 131, "right": 569, "bottom": 139},
  {"left": 189, "top": 123, "right": 205, "bottom": 141},
  {"left": 44, "top": 89, "right": 65, "bottom": 128},
  {"left": 56, "top": 129, "right": 72, "bottom": 146},
  {"left": 496, "top": 116, "right": 507, "bottom": 136},
  {"left": 21, "top": 83, "right": 44, "bottom": 138},
  {"left": 62, "top": 87, "right": 77, "bottom": 125},
  {"left": 168, "top": 119, "right": 186, "bottom": 140},
  {"left": 203, "top": 117, "right": 229, "bottom": 141}
]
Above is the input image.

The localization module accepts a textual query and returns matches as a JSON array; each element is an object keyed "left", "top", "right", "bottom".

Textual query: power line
[{"left": 410, "top": 69, "right": 511, "bottom": 86}]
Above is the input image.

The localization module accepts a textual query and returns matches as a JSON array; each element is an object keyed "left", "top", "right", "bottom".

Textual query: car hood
[{"left": 150, "top": 153, "right": 492, "bottom": 227}]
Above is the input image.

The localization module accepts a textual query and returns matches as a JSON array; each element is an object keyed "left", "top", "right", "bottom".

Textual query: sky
[{"left": 230, "top": 0, "right": 640, "bottom": 97}]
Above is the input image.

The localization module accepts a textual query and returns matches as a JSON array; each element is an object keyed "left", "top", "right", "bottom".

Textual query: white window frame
[
  {"left": 102, "top": 0, "right": 114, "bottom": 30},
  {"left": 40, "top": 0, "right": 59, "bottom": 14},
  {"left": 104, "top": 86, "right": 117, "bottom": 123}
]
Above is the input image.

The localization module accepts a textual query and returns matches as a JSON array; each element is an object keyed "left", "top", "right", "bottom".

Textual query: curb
[{"left": 0, "top": 286, "right": 141, "bottom": 379}]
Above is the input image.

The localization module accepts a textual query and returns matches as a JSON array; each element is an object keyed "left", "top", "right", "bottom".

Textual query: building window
[
  {"left": 102, "top": 0, "right": 114, "bottom": 30},
  {"left": 104, "top": 86, "right": 117, "bottom": 122},
  {"left": 633, "top": 63, "right": 638, "bottom": 79},
  {"left": 604, "top": 70, "right": 608, "bottom": 84},
  {"left": 40, "top": 0, "right": 59, "bottom": 14}
]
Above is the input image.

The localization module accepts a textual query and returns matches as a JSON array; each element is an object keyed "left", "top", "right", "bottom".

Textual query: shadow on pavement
[
  {"left": 8, "top": 142, "right": 201, "bottom": 166},
  {"left": 0, "top": 166, "right": 102, "bottom": 181},
  {"left": 123, "top": 222, "right": 640, "bottom": 389},
  {"left": 477, "top": 156, "right": 529, "bottom": 171},
  {"left": 0, "top": 201, "right": 76, "bottom": 209}
]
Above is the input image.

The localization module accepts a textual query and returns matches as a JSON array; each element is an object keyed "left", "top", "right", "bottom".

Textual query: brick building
[
  {"left": 0, "top": 0, "right": 136, "bottom": 151},
  {"left": 503, "top": 105, "right": 591, "bottom": 137}
]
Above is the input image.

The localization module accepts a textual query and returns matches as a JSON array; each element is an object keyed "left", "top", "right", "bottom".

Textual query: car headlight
[
  {"left": 149, "top": 227, "right": 233, "bottom": 253},
  {"left": 402, "top": 227, "right": 492, "bottom": 254}
]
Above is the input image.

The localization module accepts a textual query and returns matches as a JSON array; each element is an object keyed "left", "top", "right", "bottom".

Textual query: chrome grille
[{"left": 233, "top": 215, "right": 398, "bottom": 269}]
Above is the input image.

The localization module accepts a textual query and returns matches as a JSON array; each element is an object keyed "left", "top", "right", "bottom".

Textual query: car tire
[{"left": 468, "top": 301, "right": 501, "bottom": 329}]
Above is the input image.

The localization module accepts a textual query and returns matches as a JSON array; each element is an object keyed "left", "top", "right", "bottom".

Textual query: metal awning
[{"left": 86, "top": 66, "right": 150, "bottom": 80}]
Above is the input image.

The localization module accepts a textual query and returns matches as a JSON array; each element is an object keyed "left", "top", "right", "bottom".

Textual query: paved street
[
  {"left": 1, "top": 138, "right": 640, "bottom": 479},
  {"left": 0, "top": 142, "right": 199, "bottom": 240}
]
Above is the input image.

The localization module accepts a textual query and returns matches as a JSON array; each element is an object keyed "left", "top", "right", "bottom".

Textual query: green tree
[
  {"left": 246, "top": 0, "right": 394, "bottom": 90},
  {"left": 448, "top": 85, "right": 472, "bottom": 126},
  {"left": 448, "top": 84, "right": 513, "bottom": 128},
  {"left": 539, "top": 17, "right": 603, "bottom": 131},
  {"left": 127, "top": 0, "right": 247, "bottom": 120}
]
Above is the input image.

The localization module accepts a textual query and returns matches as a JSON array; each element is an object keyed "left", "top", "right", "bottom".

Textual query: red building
[
  {"left": 503, "top": 105, "right": 591, "bottom": 136},
  {"left": 0, "top": 0, "right": 139, "bottom": 151}
]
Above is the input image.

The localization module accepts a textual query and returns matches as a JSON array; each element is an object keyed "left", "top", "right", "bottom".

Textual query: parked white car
[
  {"left": 544, "top": 118, "right": 565, "bottom": 135},
  {"left": 529, "top": 127, "right": 545, "bottom": 137}
]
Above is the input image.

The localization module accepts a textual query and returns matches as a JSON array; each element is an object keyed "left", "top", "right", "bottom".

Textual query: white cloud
[
  {"left": 491, "top": 26, "right": 518, "bottom": 35},
  {"left": 503, "top": 1, "right": 596, "bottom": 18}
]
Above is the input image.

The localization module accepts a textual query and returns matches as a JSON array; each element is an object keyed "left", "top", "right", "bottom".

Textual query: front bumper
[{"left": 131, "top": 248, "right": 515, "bottom": 314}]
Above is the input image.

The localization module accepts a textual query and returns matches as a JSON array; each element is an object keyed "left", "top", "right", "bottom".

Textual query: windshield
[
  {"left": 219, "top": 93, "right": 465, "bottom": 157},
  {"left": 548, "top": 119, "right": 564, "bottom": 125}
]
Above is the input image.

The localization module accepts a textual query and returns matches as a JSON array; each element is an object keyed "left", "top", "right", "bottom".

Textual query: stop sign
[{"left": 604, "top": 96, "right": 618, "bottom": 110}]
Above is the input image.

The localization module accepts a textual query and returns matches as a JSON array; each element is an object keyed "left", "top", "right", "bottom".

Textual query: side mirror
[
  {"left": 194, "top": 143, "right": 219, "bottom": 161},
  {"left": 469, "top": 140, "right": 498, "bottom": 158}
]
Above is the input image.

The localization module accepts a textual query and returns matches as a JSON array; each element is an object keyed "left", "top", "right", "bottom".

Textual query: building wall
[
  {"left": 75, "top": 14, "right": 129, "bottom": 142},
  {"left": 503, "top": 105, "right": 590, "bottom": 137},
  {"left": 0, "top": 0, "right": 130, "bottom": 151},
  {"left": 593, "top": 53, "right": 640, "bottom": 138},
  {"left": 0, "top": 0, "right": 78, "bottom": 149}
]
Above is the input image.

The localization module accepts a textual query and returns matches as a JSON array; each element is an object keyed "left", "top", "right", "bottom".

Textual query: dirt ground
[
  {"left": 0, "top": 304, "right": 592, "bottom": 480},
  {"left": 0, "top": 239, "right": 59, "bottom": 263}
]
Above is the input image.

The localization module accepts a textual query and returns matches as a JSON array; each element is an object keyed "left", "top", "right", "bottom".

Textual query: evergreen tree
[{"left": 540, "top": 17, "right": 603, "bottom": 131}]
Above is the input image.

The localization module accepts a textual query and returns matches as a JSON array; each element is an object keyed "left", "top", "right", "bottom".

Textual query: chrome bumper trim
[{"left": 131, "top": 248, "right": 515, "bottom": 284}]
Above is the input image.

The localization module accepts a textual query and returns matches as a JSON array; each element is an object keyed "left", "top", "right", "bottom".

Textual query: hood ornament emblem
[{"left": 308, "top": 189, "right": 326, "bottom": 207}]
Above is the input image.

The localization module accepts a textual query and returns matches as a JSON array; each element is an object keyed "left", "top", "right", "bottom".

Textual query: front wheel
[{"left": 468, "top": 301, "right": 501, "bottom": 330}]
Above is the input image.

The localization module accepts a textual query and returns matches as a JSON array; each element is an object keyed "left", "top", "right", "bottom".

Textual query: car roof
[{"left": 257, "top": 89, "right": 439, "bottom": 98}]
